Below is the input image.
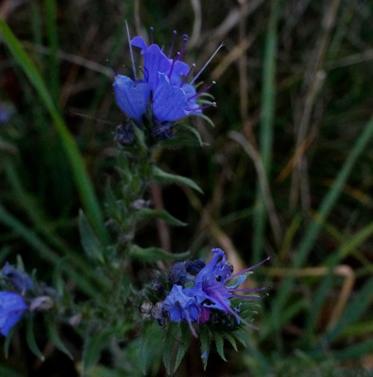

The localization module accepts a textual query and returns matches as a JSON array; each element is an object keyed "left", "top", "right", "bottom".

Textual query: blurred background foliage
[{"left": 0, "top": 0, "right": 372, "bottom": 375}]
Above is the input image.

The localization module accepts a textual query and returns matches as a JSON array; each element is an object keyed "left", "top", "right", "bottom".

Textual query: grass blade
[
  {"left": 0, "top": 20, "right": 108, "bottom": 243},
  {"left": 252, "top": 0, "right": 280, "bottom": 262},
  {"left": 44, "top": 0, "right": 59, "bottom": 101},
  {"left": 272, "top": 117, "right": 373, "bottom": 330},
  {"left": 0, "top": 204, "right": 98, "bottom": 296}
]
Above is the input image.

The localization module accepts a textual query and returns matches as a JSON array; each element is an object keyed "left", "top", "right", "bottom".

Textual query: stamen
[
  {"left": 187, "top": 81, "right": 216, "bottom": 100},
  {"left": 168, "top": 51, "right": 181, "bottom": 78},
  {"left": 179, "top": 33, "right": 189, "bottom": 60},
  {"left": 231, "top": 294, "right": 261, "bottom": 301},
  {"left": 190, "top": 42, "right": 224, "bottom": 84},
  {"left": 168, "top": 30, "right": 178, "bottom": 56},
  {"left": 232, "top": 287, "right": 268, "bottom": 293},
  {"left": 125, "top": 21, "right": 137, "bottom": 80},
  {"left": 199, "top": 102, "right": 217, "bottom": 111},
  {"left": 149, "top": 26, "right": 155, "bottom": 44},
  {"left": 230, "top": 256, "right": 271, "bottom": 280},
  {"left": 187, "top": 63, "right": 196, "bottom": 78}
]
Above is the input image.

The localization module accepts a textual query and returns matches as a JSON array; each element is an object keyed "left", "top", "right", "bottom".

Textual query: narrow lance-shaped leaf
[
  {"left": 79, "top": 210, "right": 105, "bottom": 264},
  {"left": 135, "top": 208, "right": 187, "bottom": 227},
  {"left": 26, "top": 316, "right": 45, "bottom": 361},
  {"left": 129, "top": 245, "right": 190, "bottom": 263},
  {"left": 152, "top": 166, "right": 203, "bottom": 194},
  {"left": 46, "top": 318, "right": 73, "bottom": 360}
]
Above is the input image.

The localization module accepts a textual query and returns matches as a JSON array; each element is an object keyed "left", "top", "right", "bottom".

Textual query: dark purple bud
[
  {"left": 115, "top": 123, "right": 134, "bottom": 145},
  {"left": 152, "top": 122, "right": 173, "bottom": 140},
  {"left": 185, "top": 259, "right": 205, "bottom": 275},
  {"left": 169, "top": 262, "right": 188, "bottom": 285},
  {"left": 1, "top": 263, "right": 33, "bottom": 293}
]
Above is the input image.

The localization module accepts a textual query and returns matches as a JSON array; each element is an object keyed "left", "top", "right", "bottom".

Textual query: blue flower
[
  {"left": 163, "top": 285, "right": 200, "bottom": 323},
  {"left": 113, "top": 75, "right": 150, "bottom": 123},
  {"left": 113, "top": 29, "right": 220, "bottom": 136},
  {"left": 0, "top": 291, "right": 27, "bottom": 336},
  {"left": 161, "top": 248, "right": 269, "bottom": 332},
  {"left": 1, "top": 263, "right": 33, "bottom": 293}
]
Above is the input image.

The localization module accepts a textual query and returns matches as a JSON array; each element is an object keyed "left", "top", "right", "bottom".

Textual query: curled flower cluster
[
  {"left": 149, "top": 248, "right": 268, "bottom": 336},
  {"left": 113, "top": 28, "right": 220, "bottom": 142}
]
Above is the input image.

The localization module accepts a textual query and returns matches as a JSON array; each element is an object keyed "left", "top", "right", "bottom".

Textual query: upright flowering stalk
[{"left": 113, "top": 26, "right": 221, "bottom": 141}]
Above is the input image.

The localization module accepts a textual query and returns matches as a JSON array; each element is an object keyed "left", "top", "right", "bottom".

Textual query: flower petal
[
  {"left": 142, "top": 45, "right": 171, "bottom": 91},
  {"left": 152, "top": 74, "right": 188, "bottom": 122},
  {"left": 131, "top": 35, "right": 147, "bottom": 50},
  {"left": 113, "top": 75, "right": 150, "bottom": 122},
  {"left": 0, "top": 291, "right": 27, "bottom": 336}
]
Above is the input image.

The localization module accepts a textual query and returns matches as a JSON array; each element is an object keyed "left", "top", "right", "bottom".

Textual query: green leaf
[
  {"left": 82, "top": 330, "right": 113, "bottom": 373},
  {"left": 79, "top": 210, "right": 105, "bottom": 264},
  {"left": 173, "top": 326, "right": 192, "bottom": 374},
  {"left": 178, "top": 124, "right": 204, "bottom": 146},
  {"left": 214, "top": 334, "right": 227, "bottom": 362},
  {"left": 46, "top": 318, "right": 73, "bottom": 360},
  {"left": 224, "top": 333, "right": 238, "bottom": 351},
  {"left": 140, "top": 323, "right": 164, "bottom": 375},
  {"left": 3, "top": 327, "right": 15, "bottom": 358},
  {"left": 26, "top": 316, "right": 45, "bottom": 361},
  {"left": 135, "top": 208, "right": 187, "bottom": 227},
  {"left": 129, "top": 245, "right": 190, "bottom": 263},
  {"left": 0, "top": 20, "right": 107, "bottom": 243},
  {"left": 152, "top": 166, "right": 203, "bottom": 194},
  {"left": 200, "top": 328, "right": 211, "bottom": 370}
]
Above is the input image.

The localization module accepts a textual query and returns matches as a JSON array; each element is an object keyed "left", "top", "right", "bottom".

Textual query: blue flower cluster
[
  {"left": 158, "top": 248, "right": 268, "bottom": 336},
  {"left": 113, "top": 29, "right": 220, "bottom": 141}
]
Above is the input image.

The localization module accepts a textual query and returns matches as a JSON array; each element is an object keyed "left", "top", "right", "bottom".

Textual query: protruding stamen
[
  {"left": 188, "top": 101, "right": 216, "bottom": 112},
  {"left": 179, "top": 33, "right": 189, "bottom": 60},
  {"left": 187, "top": 81, "right": 216, "bottom": 101},
  {"left": 191, "top": 42, "right": 224, "bottom": 84},
  {"left": 125, "top": 21, "right": 137, "bottom": 80},
  {"left": 168, "top": 51, "right": 181, "bottom": 78},
  {"left": 149, "top": 26, "right": 155, "bottom": 43},
  {"left": 168, "top": 30, "right": 178, "bottom": 56},
  {"left": 230, "top": 256, "right": 271, "bottom": 280}
]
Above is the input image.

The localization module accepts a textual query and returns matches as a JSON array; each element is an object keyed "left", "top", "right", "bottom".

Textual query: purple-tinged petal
[
  {"left": 0, "top": 291, "right": 27, "bottom": 336},
  {"left": 113, "top": 75, "right": 150, "bottom": 122}
]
